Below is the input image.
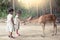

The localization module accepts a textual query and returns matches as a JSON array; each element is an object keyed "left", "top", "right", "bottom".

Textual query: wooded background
[{"left": 0, "top": 0, "right": 60, "bottom": 21}]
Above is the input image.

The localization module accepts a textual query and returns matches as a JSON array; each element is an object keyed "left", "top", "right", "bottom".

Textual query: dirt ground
[{"left": 0, "top": 22, "right": 60, "bottom": 40}]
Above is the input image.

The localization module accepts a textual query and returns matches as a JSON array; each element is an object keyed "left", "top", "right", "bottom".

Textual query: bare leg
[
  {"left": 8, "top": 32, "right": 14, "bottom": 38},
  {"left": 16, "top": 29, "right": 20, "bottom": 36}
]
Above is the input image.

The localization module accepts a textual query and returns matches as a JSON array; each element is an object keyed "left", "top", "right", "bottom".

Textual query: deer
[
  {"left": 27, "top": 14, "right": 57, "bottom": 37},
  {"left": 38, "top": 14, "right": 57, "bottom": 36}
]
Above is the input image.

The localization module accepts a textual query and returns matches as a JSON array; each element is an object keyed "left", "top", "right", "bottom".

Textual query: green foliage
[
  {"left": 0, "top": 0, "right": 8, "bottom": 19},
  {"left": 0, "top": 0, "right": 60, "bottom": 20}
]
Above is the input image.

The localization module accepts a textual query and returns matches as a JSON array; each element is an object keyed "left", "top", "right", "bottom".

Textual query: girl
[
  {"left": 14, "top": 10, "right": 21, "bottom": 36},
  {"left": 7, "top": 8, "right": 14, "bottom": 38}
]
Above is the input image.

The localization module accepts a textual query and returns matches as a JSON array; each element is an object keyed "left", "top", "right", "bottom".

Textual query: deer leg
[
  {"left": 53, "top": 22, "right": 57, "bottom": 36},
  {"left": 42, "top": 23, "right": 45, "bottom": 37},
  {"left": 54, "top": 23, "right": 57, "bottom": 35}
]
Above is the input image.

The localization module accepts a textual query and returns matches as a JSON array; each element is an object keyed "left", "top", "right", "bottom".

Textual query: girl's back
[{"left": 7, "top": 14, "right": 13, "bottom": 25}]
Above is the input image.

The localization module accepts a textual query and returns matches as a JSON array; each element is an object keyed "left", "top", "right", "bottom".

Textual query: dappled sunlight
[{"left": 17, "top": 0, "right": 50, "bottom": 9}]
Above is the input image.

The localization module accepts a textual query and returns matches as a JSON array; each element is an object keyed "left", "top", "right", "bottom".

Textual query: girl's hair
[
  {"left": 16, "top": 10, "right": 22, "bottom": 14},
  {"left": 8, "top": 8, "right": 14, "bottom": 13}
]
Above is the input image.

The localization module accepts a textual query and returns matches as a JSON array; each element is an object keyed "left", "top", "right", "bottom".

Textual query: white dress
[
  {"left": 7, "top": 14, "right": 14, "bottom": 32},
  {"left": 14, "top": 15, "right": 20, "bottom": 30}
]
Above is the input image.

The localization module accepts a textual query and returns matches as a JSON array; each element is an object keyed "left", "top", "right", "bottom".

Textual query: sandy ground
[{"left": 0, "top": 22, "right": 60, "bottom": 40}]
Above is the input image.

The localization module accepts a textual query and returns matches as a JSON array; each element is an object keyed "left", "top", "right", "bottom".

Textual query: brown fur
[
  {"left": 38, "top": 14, "right": 57, "bottom": 36},
  {"left": 28, "top": 14, "right": 57, "bottom": 36}
]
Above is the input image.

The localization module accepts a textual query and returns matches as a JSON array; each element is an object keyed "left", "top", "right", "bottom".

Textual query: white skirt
[
  {"left": 7, "top": 24, "right": 14, "bottom": 32},
  {"left": 14, "top": 23, "right": 20, "bottom": 30}
]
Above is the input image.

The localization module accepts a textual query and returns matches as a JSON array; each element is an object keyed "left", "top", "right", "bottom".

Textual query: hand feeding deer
[{"left": 27, "top": 14, "right": 57, "bottom": 37}]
